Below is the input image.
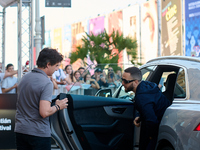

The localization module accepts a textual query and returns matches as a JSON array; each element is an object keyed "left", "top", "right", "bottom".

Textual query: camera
[
  {"left": 100, "top": 74, "right": 104, "bottom": 78},
  {"left": 110, "top": 73, "right": 114, "bottom": 78}
]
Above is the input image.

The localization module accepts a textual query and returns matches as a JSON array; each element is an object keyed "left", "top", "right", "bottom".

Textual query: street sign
[{"left": 45, "top": 0, "right": 71, "bottom": 7}]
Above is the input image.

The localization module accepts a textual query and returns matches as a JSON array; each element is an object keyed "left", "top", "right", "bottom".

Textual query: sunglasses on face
[{"left": 121, "top": 78, "right": 136, "bottom": 84}]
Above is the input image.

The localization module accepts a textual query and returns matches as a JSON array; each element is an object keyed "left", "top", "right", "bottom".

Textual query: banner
[
  {"left": 185, "top": 0, "right": 200, "bottom": 56},
  {"left": 63, "top": 25, "right": 71, "bottom": 58},
  {"left": 52, "top": 27, "right": 62, "bottom": 53},
  {"left": 161, "top": 0, "right": 182, "bottom": 56},
  {"left": 44, "top": 30, "right": 51, "bottom": 48},
  {"left": 108, "top": 11, "right": 123, "bottom": 66},
  {"left": 123, "top": 4, "right": 140, "bottom": 65},
  {"left": 89, "top": 16, "right": 105, "bottom": 35},
  {"left": 71, "top": 20, "right": 89, "bottom": 52},
  {"left": 141, "top": 0, "right": 158, "bottom": 64}
]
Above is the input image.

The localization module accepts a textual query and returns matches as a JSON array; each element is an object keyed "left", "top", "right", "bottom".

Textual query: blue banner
[{"left": 185, "top": 0, "right": 200, "bottom": 56}]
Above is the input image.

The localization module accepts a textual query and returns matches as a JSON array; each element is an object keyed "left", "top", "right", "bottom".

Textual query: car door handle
[{"left": 112, "top": 108, "right": 126, "bottom": 114}]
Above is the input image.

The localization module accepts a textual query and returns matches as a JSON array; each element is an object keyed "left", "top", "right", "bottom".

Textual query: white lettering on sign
[
  {"left": 0, "top": 118, "right": 11, "bottom": 124},
  {"left": 0, "top": 125, "right": 11, "bottom": 131}
]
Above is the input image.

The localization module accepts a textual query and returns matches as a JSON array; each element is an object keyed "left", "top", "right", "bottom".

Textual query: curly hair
[{"left": 37, "top": 48, "right": 63, "bottom": 68}]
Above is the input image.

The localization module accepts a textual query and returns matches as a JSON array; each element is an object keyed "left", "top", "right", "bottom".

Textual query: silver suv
[{"left": 50, "top": 56, "right": 200, "bottom": 150}]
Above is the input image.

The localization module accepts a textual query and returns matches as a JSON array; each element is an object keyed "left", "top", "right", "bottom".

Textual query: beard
[{"left": 125, "top": 83, "right": 134, "bottom": 92}]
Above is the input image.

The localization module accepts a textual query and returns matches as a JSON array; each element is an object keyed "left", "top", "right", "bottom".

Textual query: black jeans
[{"left": 15, "top": 132, "right": 51, "bottom": 150}]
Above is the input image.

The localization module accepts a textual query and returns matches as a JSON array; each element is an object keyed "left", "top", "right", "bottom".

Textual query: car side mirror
[{"left": 95, "top": 88, "right": 112, "bottom": 97}]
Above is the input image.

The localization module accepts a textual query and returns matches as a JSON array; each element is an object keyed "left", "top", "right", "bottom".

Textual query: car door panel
[{"left": 51, "top": 93, "right": 134, "bottom": 150}]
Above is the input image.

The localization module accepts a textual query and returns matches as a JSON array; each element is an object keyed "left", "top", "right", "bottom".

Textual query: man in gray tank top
[{"left": 15, "top": 48, "right": 68, "bottom": 150}]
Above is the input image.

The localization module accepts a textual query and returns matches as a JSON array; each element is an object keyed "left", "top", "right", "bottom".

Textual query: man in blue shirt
[{"left": 122, "top": 67, "right": 171, "bottom": 150}]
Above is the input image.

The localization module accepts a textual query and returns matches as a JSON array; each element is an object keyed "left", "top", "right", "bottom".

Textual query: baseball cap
[{"left": 95, "top": 68, "right": 102, "bottom": 73}]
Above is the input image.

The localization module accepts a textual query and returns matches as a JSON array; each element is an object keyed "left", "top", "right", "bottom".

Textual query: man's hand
[
  {"left": 134, "top": 117, "right": 141, "bottom": 127},
  {"left": 90, "top": 78, "right": 95, "bottom": 82},
  {"left": 55, "top": 98, "right": 68, "bottom": 110}
]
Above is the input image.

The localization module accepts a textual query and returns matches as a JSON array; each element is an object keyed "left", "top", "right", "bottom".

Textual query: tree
[{"left": 70, "top": 30, "right": 138, "bottom": 70}]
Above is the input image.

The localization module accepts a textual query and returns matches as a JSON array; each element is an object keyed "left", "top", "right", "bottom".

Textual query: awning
[{"left": 0, "top": 0, "right": 17, "bottom": 8}]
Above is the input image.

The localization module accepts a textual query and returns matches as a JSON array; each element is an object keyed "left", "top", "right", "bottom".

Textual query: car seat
[{"left": 162, "top": 73, "right": 177, "bottom": 103}]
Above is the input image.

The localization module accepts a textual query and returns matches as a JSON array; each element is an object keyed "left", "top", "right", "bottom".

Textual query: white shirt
[
  {"left": 2, "top": 76, "right": 17, "bottom": 93},
  {"left": 52, "top": 69, "right": 66, "bottom": 82},
  {"left": 0, "top": 73, "right": 5, "bottom": 93}
]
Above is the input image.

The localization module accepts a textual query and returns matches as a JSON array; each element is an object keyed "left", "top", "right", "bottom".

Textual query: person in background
[
  {"left": 15, "top": 48, "right": 68, "bottom": 150},
  {"left": 84, "top": 73, "right": 100, "bottom": 89},
  {"left": 64, "top": 65, "right": 76, "bottom": 83},
  {"left": 2, "top": 63, "right": 18, "bottom": 94},
  {"left": 52, "top": 68, "right": 71, "bottom": 85},
  {"left": 92, "top": 68, "right": 109, "bottom": 88},
  {"left": 122, "top": 66, "right": 171, "bottom": 150},
  {"left": 74, "top": 70, "right": 84, "bottom": 83},
  {"left": 91, "top": 68, "right": 102, "bottom": 80},
  {"left": 48, "top": 76, "right": 58, "bottom": 89},
  {"left": 0, "top": 66, "right": 17, "bottom": 94},
  {"left": 116, "top": 68, "right": 122, "bottom": 82},
  {"left": 78, "top": 67, "right": 88, "bottom": 80},
  {"left": 108, "top": 66, "right": 114, "bottom": 72},
  {"left": 107, "top": 71, "right": 119, "bottom": 87}
]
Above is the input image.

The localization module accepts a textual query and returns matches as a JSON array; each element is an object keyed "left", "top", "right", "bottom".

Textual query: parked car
[{"left": 50, "top": 56, "right": 200, "bottom": 150}]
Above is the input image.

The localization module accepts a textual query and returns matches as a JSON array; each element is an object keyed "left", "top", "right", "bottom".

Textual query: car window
[
  {"left": 141, "top": 66, "right": 156, "bottom": 80},
  {"left": 174, "top": 69, "right": 186, "bottom": 98},
  {"left": 160, "top": 71, "right": 176, "bottom": 92}
]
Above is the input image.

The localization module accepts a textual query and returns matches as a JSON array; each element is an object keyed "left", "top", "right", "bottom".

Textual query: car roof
[
  {"left": 145, "top": 56, "right": 200, "bottom": 69},
  {"left": 147, "top": 56, "right": 200, "bottom": 64}
]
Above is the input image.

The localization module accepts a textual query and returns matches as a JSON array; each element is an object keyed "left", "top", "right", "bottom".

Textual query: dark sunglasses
[
  {"left": 108, "top": 69, "right": 113, "bottom": 71},
  {"left": 121, "top": 78, "right": 136, "bottom": 84}
]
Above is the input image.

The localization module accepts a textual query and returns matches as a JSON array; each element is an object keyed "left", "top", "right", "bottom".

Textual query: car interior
[{"left": 147, "top": 65, "right": 186, "bottom": 102}]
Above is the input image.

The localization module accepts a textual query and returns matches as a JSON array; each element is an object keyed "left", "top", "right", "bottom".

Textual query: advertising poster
[
  {"left": 44, "top": 30, "right": 51, "bottom": 48},
  {"left": 71, "top": 20, "right": 89, "bottom": 52},
  {"left": 123, "top": 4, "right": 140, "bottom": 65},
  {"left": 52, "top": 27, "right": 62, "bottom": 54},
  {"left": 63, "top": 25, "right": 72, "bottom": 66},
  {"left": 161, "top": 0, "right": 182, "bottom": 56},
  {"left": 89, "top": 16, "right": 105, "bottom": 35},
  {"left": 185, "top": 0, "right": 200, "bottom": 56},
  {"left": 141, "top": 0, "right": 158, "bottom": 64},
  {"left": 108, "top": 11, "right": 123, "bottom": 66},
  {"left": 63, "top": 25, "right": 71, "bottom": 57}
]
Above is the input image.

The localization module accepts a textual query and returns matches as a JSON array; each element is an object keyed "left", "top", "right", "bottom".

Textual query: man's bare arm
[
  {"left": 39, "top": 98, "right": 68, "bottom": 118},
  {"left": 4, "top": 70, "right": 18, "bottom": 79}
]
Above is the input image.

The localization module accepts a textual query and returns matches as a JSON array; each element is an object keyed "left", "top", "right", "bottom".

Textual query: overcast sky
[{"left": 40, "top": 0, "right": 146, "bottom": 29}]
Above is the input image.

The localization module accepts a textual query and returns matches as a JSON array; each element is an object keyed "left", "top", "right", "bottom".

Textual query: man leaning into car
[
  {"left": 121, "top": 67, "right": 171, "bottom": 150},
  {"left": 14, "top": 48, "right": 68, "bottom": 150}
]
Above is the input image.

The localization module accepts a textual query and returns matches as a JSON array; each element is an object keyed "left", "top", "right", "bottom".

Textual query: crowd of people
[
  {"left": 51, "top": 65, "right": 122, "bottom": 92},
  {"left": 0, "top": 62, "right": 123, "bottom": 94}
]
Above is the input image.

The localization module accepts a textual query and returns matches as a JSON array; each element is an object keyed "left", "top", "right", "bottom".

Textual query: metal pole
[
  {"left": 29, "top": 0, "right": 33, "bottom": 70},
  {"left": 35, "top": 0, "right": 41, "bottom": 61},
  {"left": 182, "top": 0, "right": 185, "bottom": 56},
  {"left": 157, "top": 0, "right": 161, "bottom": 57},
  {"left": 18, "top": 0, "right": 22, "bottom": 80},
  {"left": 2, "top": 8, "right": 5, "bottom": 72}
]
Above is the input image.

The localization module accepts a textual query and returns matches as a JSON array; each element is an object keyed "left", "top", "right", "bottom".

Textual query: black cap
[{"left": 95, "top": 68, "right": 102, "bottom": 73}]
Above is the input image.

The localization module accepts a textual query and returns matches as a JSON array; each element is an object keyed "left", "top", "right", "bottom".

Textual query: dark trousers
[
  {"left": 139, "top": 123, "right": 158, "bottom": 150},
  {"left": 15, "top": 132, "right": 51, "bottom": 150}
]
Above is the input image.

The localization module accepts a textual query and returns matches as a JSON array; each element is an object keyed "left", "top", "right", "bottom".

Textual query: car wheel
[{"left": 160, "top": 146, "right": 174, "bottom": 150}]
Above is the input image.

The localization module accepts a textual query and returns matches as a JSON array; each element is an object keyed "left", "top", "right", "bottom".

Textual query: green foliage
[{"left": 69, "top": 30, "right": 138, "bottom": 69}]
